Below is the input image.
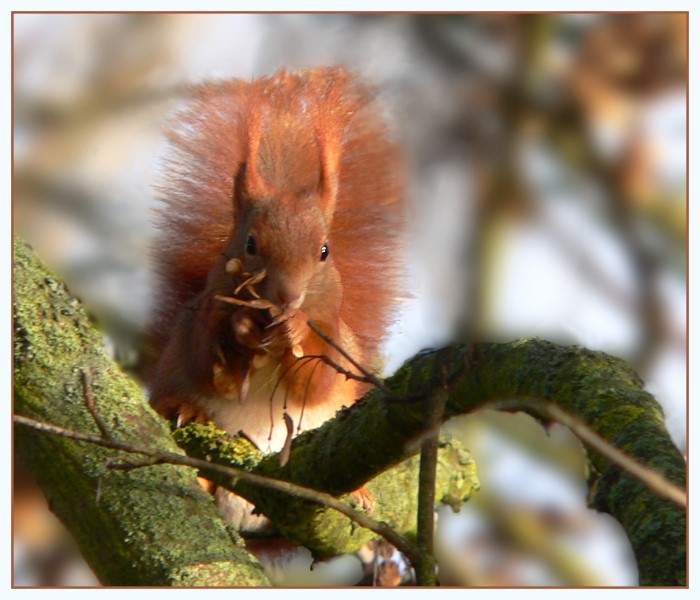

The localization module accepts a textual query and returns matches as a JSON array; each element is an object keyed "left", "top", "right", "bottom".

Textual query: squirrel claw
[
  {"left": 265, "top": 308, "right": 308, "bottom": 351},
  {"left": 175, "top": 403, "right": 207, "bottom": 427},
  {"left": 268, "top": 313, "right": 287, "bottom": 328}
]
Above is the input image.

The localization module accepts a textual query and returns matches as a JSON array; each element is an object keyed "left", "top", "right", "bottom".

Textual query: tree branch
[
  {"left": 14, "top": 235, "right": 685, "bottom": 586},
  {"left": 174, "top": 339, "right": 686, "bottom": 585},
  {"left": 485, "top": 398, "right": 686, "bottom": 507},
  {"left": 13, "top": 413, "right": 421, "bottom": 567},
  {"left": 13, "top": 235, "right": 478, "bottom": 584},
  {"left": 13, "top": 236, "right": 270, "bottom": 586}
]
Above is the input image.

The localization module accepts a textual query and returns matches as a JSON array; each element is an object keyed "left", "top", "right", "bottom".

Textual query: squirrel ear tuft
[
  {"left": 318, "top": 142, "right": 339, "bottom": 221},
  {"left": 245, "top": 105, "right": 273, "bottom": 199},
  {"left": 231, "top": 162, "right": 248, "bottom": 216}
]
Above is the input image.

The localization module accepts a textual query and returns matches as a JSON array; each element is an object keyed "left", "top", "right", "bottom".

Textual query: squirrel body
[{"left": 149, "top": 67, "right": 404, "bottom": 494}]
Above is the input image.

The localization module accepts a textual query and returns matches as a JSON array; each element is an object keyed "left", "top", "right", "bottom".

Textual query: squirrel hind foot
[{"left": 351, "top": 484, "right": 375, "bottom": 513}]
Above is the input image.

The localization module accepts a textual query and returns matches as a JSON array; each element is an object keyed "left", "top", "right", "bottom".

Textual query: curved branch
[
  {"left": 14, "top": 236, "right": 685, "bottom": 586},
  {"left": 260, "top": 340, "right": 686, "bottom": 585},
  {"left": 181, "top": 343, "right": 685, "bottom": 586}
]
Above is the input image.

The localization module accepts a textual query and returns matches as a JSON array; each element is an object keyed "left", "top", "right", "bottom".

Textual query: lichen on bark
[
  {"left": 14, "top": 236, "right": 270, "bottom": 586},
  {"left": 174, "top": 422, "right": 479, "bottom": 557}
]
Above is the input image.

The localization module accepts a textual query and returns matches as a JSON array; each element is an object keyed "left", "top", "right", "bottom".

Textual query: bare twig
[
  {"left": 307, "top": 321, "right": 394, "bottom": 397},
  {"left": 13, "top": 413, "right": 421, "bottom": 566},
  {"left": 299, "top": 358, "right": 324, "bottom": 432},
  {"left": 215, "top": 294, "right": 275, "bottom": 311},
  {"left": 234, "top": 269, "right": 267, "bottom": 297},
  {"left": 81, "top": 368, "right": 113, "bottom": 441},
  {"left": 300, "top": 354, "right": 378, "bottom": 387},
  {"left": 487, "top": 398, "right": 687, "bottom": 508},
  {"left": 266, "top": 355, "right": 320, "bottom": 442}
]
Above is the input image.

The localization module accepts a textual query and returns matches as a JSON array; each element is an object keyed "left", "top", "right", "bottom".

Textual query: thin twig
[
  {"left": 307, "top": 321, "right": 394, "bottom": 397},
  {"left": 487, "top": 398, "right": 687, "bottom": 508},
  {"left": 234, "top": 269, "right": 267, "bottom": 297},
  {"left": 299, "top": 358, "right": 324, "bottom": 432},
  {"left": 267, "top": 355, "right": 319, "bottom": 443},
  {"left": 301, "top": 354, "right": 377, "bottom": 387},
  {"left": 81, "top": 369, "right": 113, "bottom": 441},
  {"left": 215, "top": 294, "right": 275, "bottom": 311},
  {"left": 13, "top": 413, "right": 420, "bottom": 565}
]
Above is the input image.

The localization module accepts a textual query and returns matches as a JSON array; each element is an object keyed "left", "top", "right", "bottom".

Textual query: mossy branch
[
  {"left": 14, "top": 236, "right": 685, "bottom": 586},
  {"left": 177, "top": 343, "right": 686, "bottom": 586},
  {"left": 13, "top": 236, "right": 270, "bottom": 587},
  {"left": 12, "top": 235, "right": 477, "bottom": 585}
]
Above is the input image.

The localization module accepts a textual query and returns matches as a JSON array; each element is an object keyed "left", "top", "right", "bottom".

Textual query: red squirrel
[{"left": 149, "top": 67, "right": 404, "bottom": 528}]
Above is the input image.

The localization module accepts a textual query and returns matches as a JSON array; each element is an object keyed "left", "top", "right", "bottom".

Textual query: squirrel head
[
  {"left": 224, "top": 94, "right": 344, "bottom": 313},
  {"left": 227, "top": 160, "right": 341, "bottom": 314}
]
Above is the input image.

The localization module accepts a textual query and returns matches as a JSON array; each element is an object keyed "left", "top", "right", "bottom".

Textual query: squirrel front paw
[
  {"left": 283, "top": 308, "right": 309, "bottom": 350},
  {"left": 266, "top": 308, "right": 308, "bottom": 357},
  {"left": 230, "top": 308, "right": 267, "bottom": 350}
]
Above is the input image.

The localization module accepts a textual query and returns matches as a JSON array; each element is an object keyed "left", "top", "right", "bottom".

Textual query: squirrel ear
[
  {"left": 318, "top": 138, "right": 339, "bottom": 221},
  {"left": 245, "top": 105, "right": 273, "bottom": 200},
  {"left": 232, "top": 162, "right": 248, "bottom": 216}
]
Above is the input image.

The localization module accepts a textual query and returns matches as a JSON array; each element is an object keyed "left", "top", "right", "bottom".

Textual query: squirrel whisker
[
  {"left": 266, "top": 355, "right": 321, "bottom": 442},
  {"left": 299, "top": 358, "right": 324, "bottom": 433}
]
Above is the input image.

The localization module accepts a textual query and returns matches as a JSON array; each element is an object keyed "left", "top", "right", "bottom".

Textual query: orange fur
[{"left": 149, "top": 67, "right": 405, "bottom": 455}]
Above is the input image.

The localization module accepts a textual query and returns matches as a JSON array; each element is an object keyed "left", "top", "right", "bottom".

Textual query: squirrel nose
[{"left": 277, "top": 289, "right": 305, "bottom": 310}]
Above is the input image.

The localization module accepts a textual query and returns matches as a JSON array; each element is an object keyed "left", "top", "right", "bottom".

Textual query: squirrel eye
[
  {"left": 245, "top": 235, "right": 257, "bottom": 256},
  {"left": 320, "top": 243, "right": 329, "bottom": 262}
]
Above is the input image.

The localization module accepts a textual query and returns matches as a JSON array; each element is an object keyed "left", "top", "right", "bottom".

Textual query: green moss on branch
[
  {"left": 174, "top": 423, "right": 479, "bottom": 557},
  {"left": 13, "top": 236, "right": 269, "bottom": 586},
  {"left": 178, "top": 342, "right": 685, "bottom": 585},
  {"left": 14, "top": 235, "right": 685, "bottom": 586}
]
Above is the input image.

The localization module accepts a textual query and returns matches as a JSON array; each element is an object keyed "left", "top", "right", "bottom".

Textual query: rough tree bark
[
  {"left": 13, "top": 236, "right": 686, "bottom": 586},
  {"left": 13, "top": 237, "right": 270, "bottom": 586}
]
